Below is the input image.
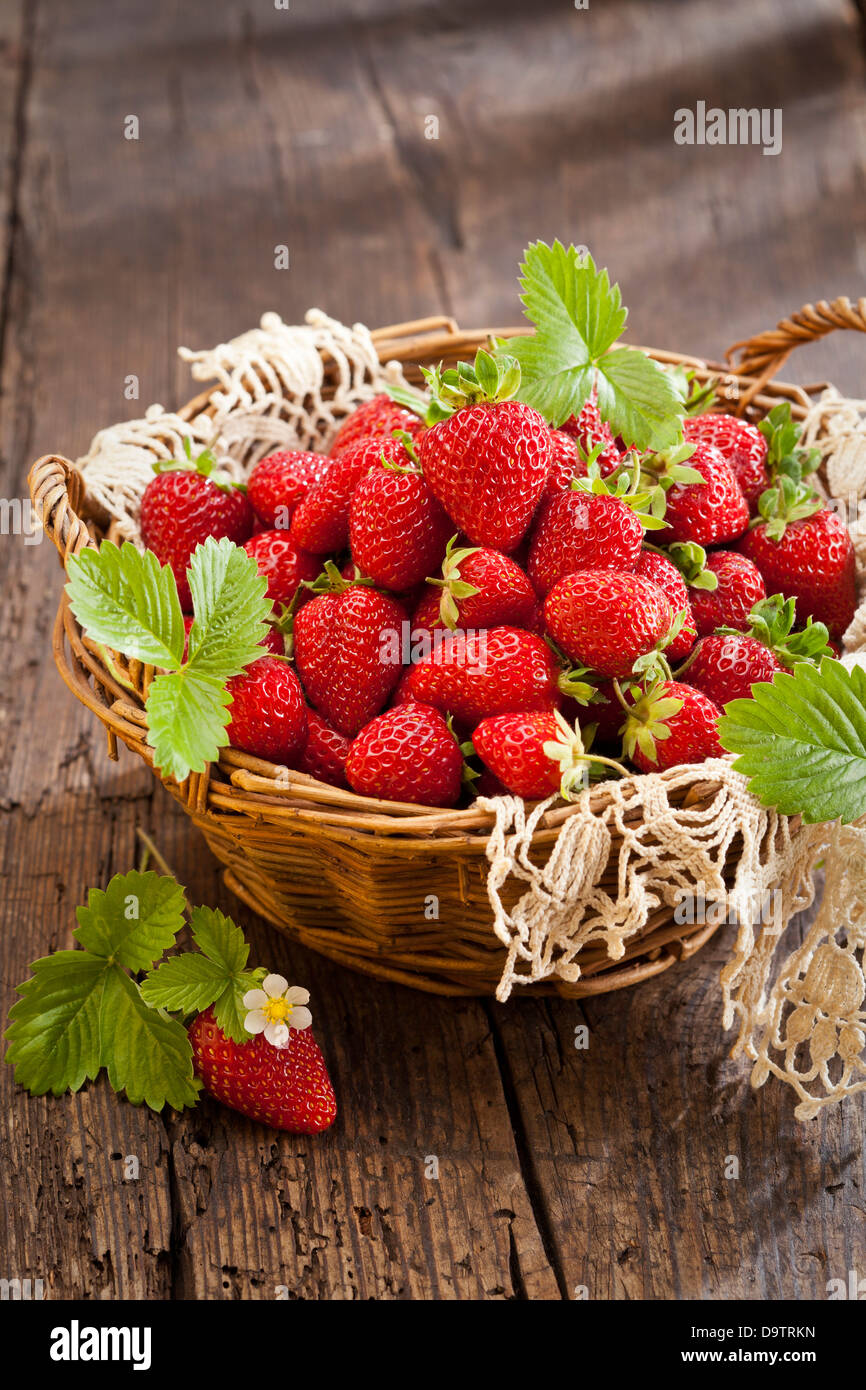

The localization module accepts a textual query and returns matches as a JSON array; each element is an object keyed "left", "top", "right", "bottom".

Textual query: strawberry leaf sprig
[
  {"left": 66, "top": 535, "right": 272, "bottom": 781},
  {"left": 718, "top": 658, "right": 866, "bottom": 824},
  {"left": 4, "top": 869, "right": 271, "bottom": 1110},
  {"left": 498, "top": 240, "right": 685, "bottom": 451}
]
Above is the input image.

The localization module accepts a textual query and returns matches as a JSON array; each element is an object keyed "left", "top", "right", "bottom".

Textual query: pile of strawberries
[{"left": 138, "top": 350, "right": 856, "bottom": 808}]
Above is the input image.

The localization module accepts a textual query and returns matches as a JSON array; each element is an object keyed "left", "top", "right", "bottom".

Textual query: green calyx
[
  {"left": 384, "top": 430, "right": 421, "bottom": 468},
  {"left": 572, "top": 454, "right": 669, "bottom": 531},
  {"left": 759, "top": 402, "right": 821, "bottom": 486},
  {"left": 541, "top": 709, "right": 628, "bottom": 800},
  {"left": 628, "top": 610, "right": 684, "bottom": 685},
  {"left": 421, "top": 348, "right": 522, "bottom": 420},
  {"left": 721, "top": 594, "right": 832, "bottom": 669},
  {"left": 425, "top": 534, "right": 481, "bottom": 630},
  {"left": 305, "top": 559, "right": 376, "bottom": 596},
  {"left": 664, "top": 364, "right": 720, "bottom": 417},
  {"left": 616, "top": 678, "right": 684, "bottom": 764},
  {"left": 666, "top": 541, "right": 719, "bottom": 592},
  {"left": 152, "top": 436, "right": 245, "bottom": 494},
  {"left": 556, "top": 661, "right": 604, "bottom": 705},
  {"left": 638, "top": 441, "right": 703, "bottom": 522},
  {"left": 752, "top": 475, "right": 823, "bottom": 540}
]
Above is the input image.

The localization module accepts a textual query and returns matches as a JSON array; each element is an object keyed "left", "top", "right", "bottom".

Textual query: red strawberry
[
  {"left": 647, "top": 442, "right": 749, "bottom": 547},
  {"left": 685, "top": 634, "right": 783, "bottom": 708},
  {"left": 688, "top": 550, "right": 767, "bottom": 636},
  {"left": 405, "top": 626, "right": 560, "bottom": 726},
  {"left": 140, "top": 444, "right": 254, "bottom": 611},
  {"left": 634, "top": 551, "right": 696, "bottom": 661},
  {"left": 544, "top": 569, "right": 673, "bottom": 680},
  {"left": 345, "top": 702, "right": 463, "bottom": 807},
  {"left": 417, "top": 351, "right": 552, "bottom": 552},
  {"left": 243, "top": 530, "right": 320, "bottom": 608},
  {"left": 247, "top": 450, "right": 328, "bottom": 529},
  {"left": 685, "top": 593, "right": 832, "bottom": 707},
  {"left": 293, "top": 574, "right": 407, "bottom": 736},
  {"left": 528, "top": 488, "right": 643, "bottom": 597},
  {"left": 738, "top": 481, "right": 856, "bottom": 639},
  {"left": 349, "top": 465, "right": 451, "bottom": 591},
  {"left": 329, "top": 394, "right": 425, "bottom": 459},
  {"left": 559, "top": 396, "right": 622, "bottom": 475},
  {"left": 189, "top": 1007, "right": 336, "bottom": 1134},
  {"left": 683, "top": 414, "right": 769, "bottom": 508},
  {"left": 296, "top": 709, "right": 352, "bottom": 789},
  {"left": 472, "top": 710, "right": 561, "bottom": 799},
  {"left": 412, "top": 539, "right": 537, "bottom": 633},
  {"left": 226, "top": 657, "right": 308, "bottom": 763},
  {"left": 543, "top": 428, "right": 587, "bottom": 499},
  {"left": 622, "top": 680, "right": 724, "bottom": 771},
  {"left": 291, "top": 434, "right": 409, "bottom": 554}
]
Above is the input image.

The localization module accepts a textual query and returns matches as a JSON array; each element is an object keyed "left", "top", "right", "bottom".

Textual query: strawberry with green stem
[
  {"left": 473, "top": 708, "right": 628, "bottom": 801},
  {"left": 680, "top": 594, "right": 833, "bottom": 708},
  {"left": 544, "top": 568, "right": 679, "bottom": 681},
  {"left": 140, "top": 438, "right": 254, "bottom": 611},
  {"left": 616, "top": 677, "right": 724, "bottom": 772},
  {"left": 737, "top": 477, "right": 856, "bottom": 640},
  {"left": 641, "top": 440, "right": 750, "bottom": 547},
  {"left": 416, "top": 349, "right": 553, "bottom": 552},
  {"left": 667, "top": 542, "right": 768, "bottom": 637},
  {"left": 412, "top": 535, "right": 537, "bottom": 633},
  {"left": 528, "top": 456, "right": 667, "bottom": 597}
]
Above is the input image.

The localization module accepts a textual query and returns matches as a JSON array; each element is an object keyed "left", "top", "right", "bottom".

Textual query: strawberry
[
  {"left": 349, "top": 463, "right": 452, "bottom": 591},
  {"left": 405, "top": 626, "right": 561, "bottom": 726},
  {"left": 243, "top": 530, "right": 320, "bottom": 607},
  {"left": 417, "top": 350, "right": 552, "bottom": 552},
  {"left": 684, "top": 594, "right": 833, "bottom": 707},
  {"left": 247, "top": 450, "right": 328, "bottom": 529},
  {"left": 737, "top": 479, "right": 856, "bottom": 639},
  {"left": 226, "top": 657, "right": 308, "bottom": 764},
  {"left": 293, "top": 570, "right": 407, "bottom": 736},
  {"left": 139, "top": 442, "right": 254, "bottom": 611},
  {"left": 644, "top": 442, "right": 749, "bottom": 548},
  {"left": 296, "top": 708, "right": 352, "bottom": 789},
  {"left": 473, "top": 710, "right": 561, "bottom": 800},
  {"left": 671, "top": 545, "right": 767, "bottom": 636},
  {"left": 528, "top": 480, "right": 645, "bottom": 597},
  {"left": 622, "top": 680, "right": 724, "bottom": 771},
  {"left": 543, "top": 428, "right": 587, "bottom": 499},
  {"left": 189, "top": 1006, "right": 336, "bottom": 1134},
  {"left": 345, "top": 701, "right": 464, "bottom": 807},
  {"left": 559, "top": 396, "right": 622, "bottom": 475},
  {"left": 329, "top": 393, "right": 425, "bottom": 459},
  {"left": 544, "top": 569, "right": 674, "bottom": 680},
  {"left": 683, "top": 414, "right": 769, "bottom": 508},
  {"left": 412, "top": 538, "right": 537, "bottom": 633},
  {"left": 291, "top": 434, "right": 410, "bottom": 554},
  {"left": 634, "top": 551, "right": 696, "bottom": 661}
]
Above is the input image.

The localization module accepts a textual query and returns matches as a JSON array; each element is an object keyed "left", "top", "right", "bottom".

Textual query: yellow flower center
[{"left": 263, "top": 996, "right": 291, "bottom": 1024}]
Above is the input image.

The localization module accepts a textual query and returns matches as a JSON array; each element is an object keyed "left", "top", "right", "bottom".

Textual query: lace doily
[{"left": 74, "top": 321, "right": 866, "bottom": 1119}]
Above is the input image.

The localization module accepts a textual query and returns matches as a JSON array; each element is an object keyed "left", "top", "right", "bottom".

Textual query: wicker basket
[{"left": 28, "top": 300, "right": 866, "bottom": 999}]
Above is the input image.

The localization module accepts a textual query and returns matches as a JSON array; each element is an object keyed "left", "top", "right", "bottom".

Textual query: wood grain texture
[{"left": 1, "top": 0, "right": 865, "bottom": 1300}]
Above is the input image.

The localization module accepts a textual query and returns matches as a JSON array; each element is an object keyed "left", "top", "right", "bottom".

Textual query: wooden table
[{"left": 2, "top": 0, "right": 866, "bottom": 1300}]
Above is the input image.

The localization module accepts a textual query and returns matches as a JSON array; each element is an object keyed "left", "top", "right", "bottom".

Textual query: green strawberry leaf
[
  {"left": 98, "top": 967, "right": 199, "bottom": 1111},
  {"left": 185, "top": 537, "right": 271, "bottom": 681},
  {"left": 73, "top": 870, "right": 187, "bottom": 971},
  {"left": 66, "top": 540, "right": 185, "bottom": 669},
  {"left": 500, "top": 240, "right": 684, "bottom": 448},
  {"left": 141, "top": 905, "right": 265, "bottom": 1043},
  {"left": 5, "top": 952, "right": 106, "bottom": 1096},
  {"left": 718, "top": 658, "right": 866, "bottom": 824},
  {"left": 145, "top": 667, "right": 233, "bottom": 782}
]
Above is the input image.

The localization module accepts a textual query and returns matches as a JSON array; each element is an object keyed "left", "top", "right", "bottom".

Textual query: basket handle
[
  {"left": 725, "top": 296, "right": 866, "bottom": 406},
  {"left": 28, "top": 454, "right": 97, "bottom": 565}
]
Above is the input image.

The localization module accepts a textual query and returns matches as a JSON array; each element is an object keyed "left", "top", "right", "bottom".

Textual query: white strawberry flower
[{"left": 242, "top": 974, "right": 312, "bottom": 1049}]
